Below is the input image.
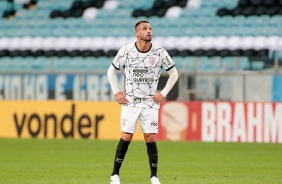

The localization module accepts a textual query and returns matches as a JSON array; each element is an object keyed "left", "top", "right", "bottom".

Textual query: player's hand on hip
[
  {"left": 114, "top": 92, "right": 129, "bottom": 105},
  {"left": 152, "top": 91, "right": 164, "bottom": 103}
]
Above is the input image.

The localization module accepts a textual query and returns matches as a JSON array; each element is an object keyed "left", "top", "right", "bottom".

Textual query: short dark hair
[{"left": 135, "top": 20, "right": 150, "bottom": 30}]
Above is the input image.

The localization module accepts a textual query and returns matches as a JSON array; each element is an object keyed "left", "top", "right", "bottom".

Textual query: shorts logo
[
  {"left": 151, "top": 121, "right": 158, "bottom": 126},
  {"left": 122, "top": 118, "right": 127, "bottom": 127}
]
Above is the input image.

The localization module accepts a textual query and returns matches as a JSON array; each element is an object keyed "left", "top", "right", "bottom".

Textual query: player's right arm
[
  {"left": 107, "top": 46, "right": 128, "bottom": 105},
  {"left": 107, "top": 65, "right": 128, "bottom": 104}
]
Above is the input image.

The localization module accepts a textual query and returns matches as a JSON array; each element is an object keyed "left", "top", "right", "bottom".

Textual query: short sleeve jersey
[{"left": 112, "top": 42, "right": 175, "bottom": 109}]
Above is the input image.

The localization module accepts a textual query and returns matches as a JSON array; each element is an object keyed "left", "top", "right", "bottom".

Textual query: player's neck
[{"left": 135, "top": 41, "right": 152, "bottom": 53}]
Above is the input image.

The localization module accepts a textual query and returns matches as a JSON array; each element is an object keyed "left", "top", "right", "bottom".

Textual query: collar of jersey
[{"left": 135, "top": 42, "right": 152, "bottom": 53}]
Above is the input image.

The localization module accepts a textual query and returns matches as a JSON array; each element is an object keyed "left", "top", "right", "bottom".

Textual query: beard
[
  {"left": 146, "top": 37, "right": 152, "bottom": 41},
  {"left": 141, "top": 35, "right": 152, "bottom": 42}
]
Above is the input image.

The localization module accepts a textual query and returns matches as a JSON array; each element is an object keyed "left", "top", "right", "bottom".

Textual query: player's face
[{"left": 136, "top": 23, "right": 152, "bottom": 42}]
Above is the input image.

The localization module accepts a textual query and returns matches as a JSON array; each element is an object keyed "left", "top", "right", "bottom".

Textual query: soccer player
[{"left": 107, "top": 20, "right": 178, "bottom": 184}]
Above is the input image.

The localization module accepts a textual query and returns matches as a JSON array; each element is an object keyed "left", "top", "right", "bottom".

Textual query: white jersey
[{"left": 112, "top": 42, "right": 175, "bottom": 109}]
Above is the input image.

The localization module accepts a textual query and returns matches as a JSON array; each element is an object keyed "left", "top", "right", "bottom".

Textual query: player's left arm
[{"left": 152, "top": 67, "right": 178, "bottom": 103}]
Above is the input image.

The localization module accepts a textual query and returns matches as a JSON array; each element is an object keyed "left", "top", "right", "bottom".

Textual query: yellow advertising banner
[{"left": 0, "top": 101, "right": 144, "bottom": 140}]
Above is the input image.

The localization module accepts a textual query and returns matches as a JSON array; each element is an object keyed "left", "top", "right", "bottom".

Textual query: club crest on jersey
[{"left": 148, "top": 56, "right": 156, "bottom": 65}]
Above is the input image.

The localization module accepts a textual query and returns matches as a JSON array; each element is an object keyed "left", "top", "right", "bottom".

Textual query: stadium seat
[
  {"left": 251, "top": 61, "right": 264, "bottom": 70},
  {"left": 239, "top": 57, "right": 250, "bottom": 70},
  {"left": 275, "top": 50, "right": 282, "bottom": 61}
]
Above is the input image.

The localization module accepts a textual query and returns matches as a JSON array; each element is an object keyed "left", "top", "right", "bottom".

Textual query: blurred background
[{"left": 0, "top": 0, "right": 282, "bottom": 101}]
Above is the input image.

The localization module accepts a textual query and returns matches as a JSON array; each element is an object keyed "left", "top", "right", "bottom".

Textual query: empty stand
[
  {"left": 217, "top": 0, "right": 282, "bottom": 17},
  {"left": 0, "top": 0, "right": 282, "bottom": 72}
]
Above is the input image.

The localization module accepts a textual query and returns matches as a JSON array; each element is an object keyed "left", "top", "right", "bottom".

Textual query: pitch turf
[{"left": 0, "top": 139, "right": 281, "bottom": 184}]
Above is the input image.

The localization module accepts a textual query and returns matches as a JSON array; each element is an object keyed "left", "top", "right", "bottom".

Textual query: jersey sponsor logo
[
  {"left": 165, "top": 56, "right": 172, "bottom": 65},
  {"left": 133, "top": 77, "right": 154, "bottom": 83},
  {"left": 133, "top": 69, "right": 148, "bottom": 73},
  {"left": 133, "top": 98, "right": 142, "bottom": 103},
  {"left": 132, "top": 69, "right": 154, "bottom": 84},
  {"left": 129, "top": 59, "right": 136, "bottom": 63}
]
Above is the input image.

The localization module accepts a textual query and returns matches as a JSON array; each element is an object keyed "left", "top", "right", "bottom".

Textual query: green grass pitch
[{"left": 0, "top": 138, "right": 281, "bottom": 184}]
